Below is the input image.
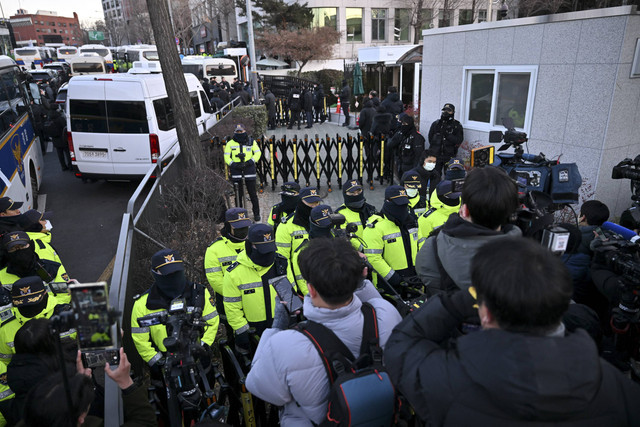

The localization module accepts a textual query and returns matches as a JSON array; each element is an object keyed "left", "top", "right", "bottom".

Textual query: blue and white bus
[
  {"left": 0, "top": 56, "right": 44, "bottom": 209},
  {"left": 79, "top": 44, "right": 114, "bottom": 71},
  {"left": 14, "top": 47, "right": 45, "bottom": 69}
]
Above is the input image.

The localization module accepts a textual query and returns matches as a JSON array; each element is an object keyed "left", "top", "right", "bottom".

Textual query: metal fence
[{"left": 210, "top": 132, "right": 397, "bottom": 191}]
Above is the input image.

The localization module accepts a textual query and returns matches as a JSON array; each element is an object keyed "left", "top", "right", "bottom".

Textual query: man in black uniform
[
  {"left": 303, "top": 87, "right": 314, "bottom": 128},
  {"left": 340, "top": 80, "right": 351, "bottom": 127},
  {"left": 264, "top": 89, "right": 277, "bottom": 130},
  {"left": 428, "top": 103, "right": 464, "bottom": 175},
  {"left": 389, "top": 113, "right": 426, "bottom": 178},
  {"left": 313, "top": 84, "right": 325, "bottom": 123},
  {"left": 287, "top": 85, "right": 303, "bottom": 130}
]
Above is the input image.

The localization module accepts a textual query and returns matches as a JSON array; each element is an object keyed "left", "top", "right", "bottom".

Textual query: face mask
[
  {"left": 153, "top": 270, "right": 187, "bottom": 300},
  {"left": 44, "top": 220, "right": 53, "bottom": 231},
  {"left": 446, "top": 169, "right": 466, "bottom": 181},
  {"left": 406, "top": 188, "right": 419, "bottom": 198},
  {"left": 234, "top": 132, "right": 249, "bottom": 144},
  {"left": 280, "top": 194, "right": 299, "bottom": 212},
  {"left": 344, "top": 192, "right": 365, "bottom": 210},
  {"left": 231, "top": 227, "right": 249, "bottom": 240},
  {"left": 248, "top": 248, "right": 276, "bottom": 267},
  {"left": 8, "top": 246, "right": 37, "bottom": 273},
  {"left": 423, "top": 162, "right": 436, "bottom": 171},
  {"left": 294, "top": 201, "right": 313, "bottom": 226},
  {"left": 309, "top": 223, "right": 333, "bottom": 239},
  {"left": 441, "top": 112, "right": 453, "bottom": 120},
  {"left": 401, "top": 123, "right": 412, "bottom": 133},
  {"left": 383, "top": 201, "right": 409, "bottom": 224}
]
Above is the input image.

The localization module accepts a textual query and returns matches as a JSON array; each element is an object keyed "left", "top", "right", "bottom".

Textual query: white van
[
  {"left": 69, "top": 55, "right": 107, "bottom": 76},
  {"left": 180, "top": 57, "right": 238, "bottom": 82},
  {"left": 65, "top": 65, "right": 217, "bottom": 179}
]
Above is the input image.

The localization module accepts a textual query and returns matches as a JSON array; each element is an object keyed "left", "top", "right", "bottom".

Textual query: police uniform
[
  {"left": 224, "top": 124, "right": 262, "bottom": 219},
  {"left": 275, "top": 187, "right": 321, "bottom": 261},
  {"left": 363, "top": 186, "right": 419, "bottom": 287},
  {"left": 417, "top": 182, "right": 462, "bottom": 249},
  {"left": 0, "top": 232, "right": 70, "bottom": 303},
  {"left": 267, "top": 182, "right": 300, "bottom": 233},
  {"left": 131, "top": 249, "right": 219, "bottom": 368},
  {"left": 223, "top": 225, "right": 290, "bottom": 338},
  {"left": 204, "top": 208, "right": 251, "bottom": 312},
  {"left": 0, "top": 277, "right": 75, "bottom": 365},
  {"left": 402, "top": 171, "right": 427, "bottom": 217},
  {"left": 335, "top": 180, "right": 377, "bottom": 242}
]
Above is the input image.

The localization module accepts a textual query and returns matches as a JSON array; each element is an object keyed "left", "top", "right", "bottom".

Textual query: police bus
[
  {"left": 56, "top": 46, "right": 79, "bottom": 62},
  {"left": 79, "top": 44, "right": 114, "bottom": 71},
  {"left": 13, "top": 47, "right": 45, "bottom": 69},
  {"left": 0, "top": 56, "right": 44, "bottom": 209}
]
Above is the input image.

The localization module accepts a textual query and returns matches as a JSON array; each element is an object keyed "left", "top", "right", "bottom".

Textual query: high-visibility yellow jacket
[
  {"left": 0, "top": 293, "right": 75, "bottom": 365},
  {"left": 223, "top": 251, "right": 290, "bottom": 336},
  {"left": 417, "top": 192, "right": 461, "bottom": 250},
  {"left": 130, "top": 284, "right": 219, "bottom": 366},
  {"left": 275, "top": 216, "right": 308, "bottom": 261},
  {"left": 362, "top": 214, "right": 418, "bottom": 284},
  {"left": 223, "top": 137, "right": 261, "bottom": 180},
  {"left": 204, "top": 236, "right": 245, "bottom": 296}
]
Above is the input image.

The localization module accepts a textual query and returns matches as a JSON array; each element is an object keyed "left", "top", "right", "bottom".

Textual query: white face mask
[
  {"left": 423, "top": 162, "right": 436, "bottom": 171},
  {"left": 44, "top": 220, "right": 53, "bottom": 231},
  {"left": 406, "top": 188, "right": 419, "bottom": 198}
]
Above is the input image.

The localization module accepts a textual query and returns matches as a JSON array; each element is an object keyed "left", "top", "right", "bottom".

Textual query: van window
[
  {"left": 72, "top": 63, "right": 105, "bottom": 73},
  {"left": 143, "top": 51, "right": 159, "bottom": 60},
  {"left": 199, "top": 91, "right": 212, "bottom": 113},
  {"left": 153, "top": 97, "right": 175, "bottom": 131},
  {"left": 128, "top": 50, "right": 140, "bottom": 61},
  {"left": 205, "top": 64, "right": 236, "bottom": 76},
  {"left": 182, "top": 64, "right": 203, "bottom": 79},
  {"left": 107, "top": 101, "right": 149, "bottom": 133},
  {"left": 190, "top": 92, "right": 202, "bottom": 118},
  {"left": 70, "top": 100, "right": 108, "bottom": 133}
]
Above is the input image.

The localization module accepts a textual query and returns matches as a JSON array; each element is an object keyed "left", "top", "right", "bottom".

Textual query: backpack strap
[{"left": 294, "top": 303, "right": 379, "bottom": 384}]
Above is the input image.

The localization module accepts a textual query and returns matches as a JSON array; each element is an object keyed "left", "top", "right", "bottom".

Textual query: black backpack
[{"left": 295, "top": 303, "right": 397, "bottom": 426}]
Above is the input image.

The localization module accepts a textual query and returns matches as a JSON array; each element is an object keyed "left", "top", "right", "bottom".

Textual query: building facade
[
  {"left": 419, "top": 5, "right": 640, "bottom": 217},
  {"left": 102, "top": 0, "right": 131, "bottom": 45},
  {"left": 9, "top": 9, "right": 82, "bottom": 46}
]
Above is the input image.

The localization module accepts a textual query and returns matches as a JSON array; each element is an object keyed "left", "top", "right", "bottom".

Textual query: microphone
[{"left": 601, "top": 221, "right": 640, "bottom": 243}]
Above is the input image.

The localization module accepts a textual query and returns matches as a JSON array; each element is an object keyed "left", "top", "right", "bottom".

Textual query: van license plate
[{"left": 83, "top": 151, "right": 108, "bottom": 159}]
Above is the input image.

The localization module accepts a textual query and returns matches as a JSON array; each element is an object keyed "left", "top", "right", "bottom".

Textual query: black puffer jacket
[
  {"left": 381, "top": 92, "right": 403, "bottom": 115},
  {"left": 386, "top": 295, "right": 640, "bottom": 427}
]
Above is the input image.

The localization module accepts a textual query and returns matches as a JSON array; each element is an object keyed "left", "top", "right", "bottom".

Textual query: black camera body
[{"left": 612, "top": 156, "right": 640, "bottom": 182}]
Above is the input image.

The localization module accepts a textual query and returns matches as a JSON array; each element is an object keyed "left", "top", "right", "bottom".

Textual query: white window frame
[{"left": 461, "top": 65, "right": 538, "bottom": 134}]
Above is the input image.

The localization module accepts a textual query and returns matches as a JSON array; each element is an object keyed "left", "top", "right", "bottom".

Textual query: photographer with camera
[
  {"left": 415, "top": 167, "right": 520, "bottom": 293},
  {"left": 428, "top": 103, "right": 464, "bottom": 175},
  {"left": 387, "top": 237, "right": 640, "bottom": 426},
  {"left": 131, "top": 249, "right": 219, "bottom": 376},
  {"left": 223, "top": 224, "right": 291, "bottom": 354},
  {"left": 223, "top": 124, "right": 262, "bottom": 221},
  {"left": 363, "top": 185, "right": 419, "bottom": 290},
  {"left": 246, "top": 237, "right": 401, "bottom": 426}
]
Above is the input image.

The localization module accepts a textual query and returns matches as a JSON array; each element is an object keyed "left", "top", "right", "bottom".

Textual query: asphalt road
[{"left": 38, "top": 144, "right": 139, "bottom": 282}]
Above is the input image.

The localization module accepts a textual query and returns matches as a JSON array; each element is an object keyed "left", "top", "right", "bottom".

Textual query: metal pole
[
  {"left": 246, "top": 0, "right": 260, "bottom": 101},
  {"left": 487, "top": 0, "right": 492, "bottom": 22}
]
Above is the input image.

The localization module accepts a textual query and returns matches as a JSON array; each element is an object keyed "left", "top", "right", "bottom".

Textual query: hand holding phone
[{"left": 272, "top": 277, "right": 303, "bottom": 314}]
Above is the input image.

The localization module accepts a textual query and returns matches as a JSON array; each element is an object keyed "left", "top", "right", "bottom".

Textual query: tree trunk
[
  {"left": 413, "top": 0, "right": 424, "bottom": 44},
  {"left": 146, "top": 0, "right": 202, "bottom": 170}
]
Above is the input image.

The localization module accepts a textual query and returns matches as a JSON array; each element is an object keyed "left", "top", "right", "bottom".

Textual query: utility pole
[
  {"left": 246, "top": 0, "right": 260, "bottom": 101},
  {"left": 146, "top": 0, "right": 202, "bottom": 169}
]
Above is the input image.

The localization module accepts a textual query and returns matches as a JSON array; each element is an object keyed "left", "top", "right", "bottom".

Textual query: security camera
[{"left": 498, "top": 2, "right": 508, "bottom": 19}]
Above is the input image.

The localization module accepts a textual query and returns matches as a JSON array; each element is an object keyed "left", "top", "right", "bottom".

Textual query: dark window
[
  {"left": 191, "top": 92, "right": 202, "bottom": 118},
  {"left": 205, "top": 64, "right": 236, "bottom": 76},
  {"left": 106, "top": 101, "right": 149, "bottom": 133},
  {"left": 153, "top": 97, "right": 175, "bottom": 131},
  {"left": 70, "top": 100, "right": 108, "bottom": 133},
  {"left": 127, "top": 50, "right": 140, "bottom": 61}
]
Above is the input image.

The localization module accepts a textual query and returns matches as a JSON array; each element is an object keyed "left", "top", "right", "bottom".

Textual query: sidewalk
[{"left": 248, "top": 118, "right": 390, "bottom": 222}]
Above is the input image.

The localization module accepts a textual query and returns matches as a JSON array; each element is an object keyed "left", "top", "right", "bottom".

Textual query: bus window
[
  {"left": 205, "top": 64, "right": 236, "bottom": 76},
  {"left": 72, "top": 63, "right": 105, "bottom": 74},
  {"left": 0, "top": 70, "right": 24, "bottom": 136},
  {"left": 143, "top": 51, "right": 159, "bottom": 61}
]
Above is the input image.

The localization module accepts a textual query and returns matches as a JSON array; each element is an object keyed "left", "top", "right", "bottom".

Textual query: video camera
[
  {"left": 591, "top": 223, "right": 640, "bottom": 287},
  {"left": 489, "top": 117, "right": 528, "bottom": 149},
  {"left": 612, "top": 156, "right": 640, "bottom": 182},
  {"left": 612, "top": 156, "right": 640, "bottom": 231},
  {"left": 137, "top": 295, "right": 214, "bottom": 425}
]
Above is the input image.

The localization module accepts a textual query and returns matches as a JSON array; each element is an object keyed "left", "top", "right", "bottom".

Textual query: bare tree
[
  {"left": 105, "top": 18, "right": 126, "bottom": 46},
  {"left": 171, "top": 0, "right": 194, "bottom": 51},
  {"left": 191, "top": 0, "right": 237, "bottom": 43},
  {"left": 126, "top": 0, "right": 155, "bottom": 44},
  {"left": 147, "top": 0, "right": 203, "bottom": 169},
  {"left": 405, "top": 0, "right": 466, "bottom": 43}
]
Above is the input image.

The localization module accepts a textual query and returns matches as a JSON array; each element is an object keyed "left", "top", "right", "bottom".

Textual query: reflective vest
[
  {"left": 335, "top": 203, "right": 377, "bottom": 251},
  {"left": 130, "top": 284, "right": 219, "bottom": 366},
  {"left": 0, "top": 262, "right": 70, "bottom": 305},
  {"left": 275, "top": 215, "right": 307, "bottom": 261},
  {"left": 222, "top": 251, "right": 289, "bottom": 335},
  {"left": 26, "top": 232, "right": 64, "bottom": 266},
  {"left": 223, "top": 138, "right": 261, "bottom": 179},
  {"left": 362, "top": 214, "right": 418, "bottom": 284},
  {"left": 417, "top": 193, "right": 461, "bottom": 250},
  {"left": 408, "top": 194, "right": 427, "bottom": 217},
  {"left": 204, "top": 236, "right": 245, "bottom": 296},
  {"left": 0, "top": 293, "right": 75, "bottom": 364},
  {"left": 0, "top": 361, "right": 14, "bottom": 426}
]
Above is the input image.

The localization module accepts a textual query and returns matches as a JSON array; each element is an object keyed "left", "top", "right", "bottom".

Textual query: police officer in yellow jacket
[
  {"left": 267, "top": 182, "right": 300, "bottom": 232},
  {"left": 0, "top": 276, "right": 75, "bottom": 365},
  {"left": 402, "top": 172, "right": 427, "bottom": 217},
  {"left": 19, "top": 210, "right": 66, "bottom": 269},
  {"left": 0, "top": 232, "right": 70, "bottom": 303},
  {"left": 131, "top": 249, "right": 219, "bottom": 373},
  {"left": 335, "top": 180, "right": 377, "bottom": 241},
  {"left": 275, "top": 187, "right": 321, "bottom": 261},
  {"left": 417, "top": 180, "right": 462, "bottom": 249},
  {"left": 204, "top": 208, "right": 251, "bottom": 314},
  {"left": 224, "top": 124, "right": 262, "bottom": 221},
  {"left": 363, "top": 185, "right": 419, "bottom": 289},
  {"left": 223, "top": 224, "right": 289, "bottom": 353}
]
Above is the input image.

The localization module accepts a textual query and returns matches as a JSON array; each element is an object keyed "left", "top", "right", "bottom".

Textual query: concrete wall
[{"left": 420, "top": 6, "right": 640, "bottom": 217}]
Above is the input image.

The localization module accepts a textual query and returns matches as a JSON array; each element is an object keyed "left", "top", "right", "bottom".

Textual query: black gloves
[
  {"left": 235, "top": 331, "right": 250, "bottom": 355},
  {"left": 388, "top": 272, "right": 404, "bottom": 288}
]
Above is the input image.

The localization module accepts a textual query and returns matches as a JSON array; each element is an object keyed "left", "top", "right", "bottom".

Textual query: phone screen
[
  {"left": 271, "top": 276, "right": 304, "bottom": 314},
  {"left": 69, "top": 282, "right": 116, "bottom": 351}
]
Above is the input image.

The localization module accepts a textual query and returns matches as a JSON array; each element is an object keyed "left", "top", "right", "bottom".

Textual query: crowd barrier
[{"left": 211, "top": 133, "right": 398, "bottom": 191}]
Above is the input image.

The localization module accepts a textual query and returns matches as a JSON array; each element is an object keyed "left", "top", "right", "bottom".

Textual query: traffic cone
[{"left": 336, "top": 98, "right": 341, "bottom": 114}]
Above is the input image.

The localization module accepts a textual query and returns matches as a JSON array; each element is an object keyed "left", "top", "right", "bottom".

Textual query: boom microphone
[{"left": 601, "top": 221, "right": 640, "bottom": 243}]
